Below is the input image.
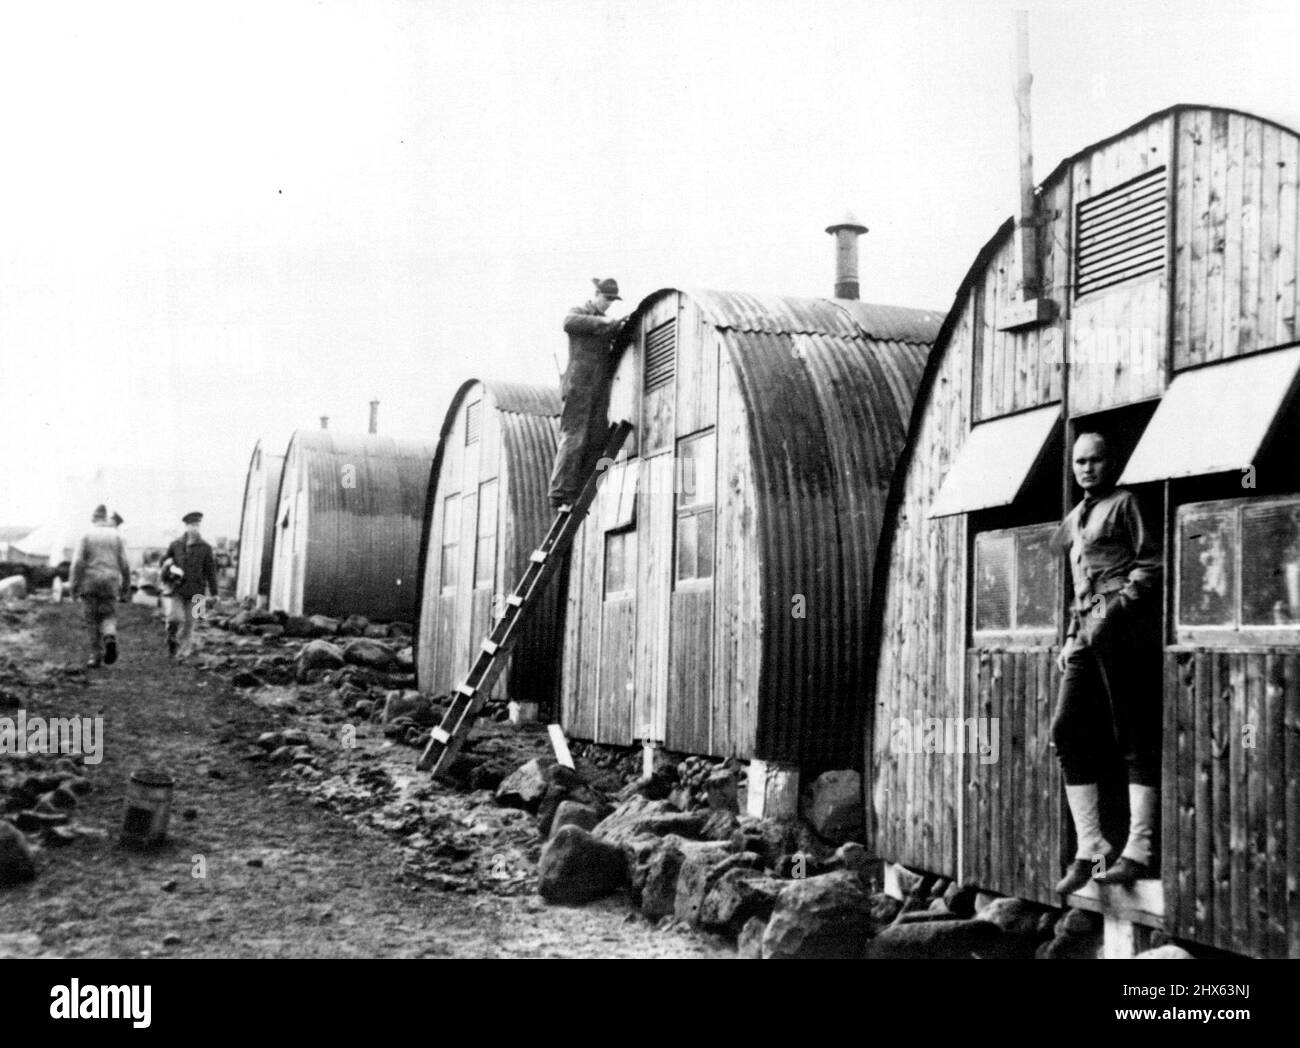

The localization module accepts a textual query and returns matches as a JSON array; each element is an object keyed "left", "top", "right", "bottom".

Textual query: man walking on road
[
  {"left": 548, "top": 277, "right": 627, "bottom": 510},
  {"left": 69, "top": 504, "right": 131, "bottom": 668},
  {"left": 161, "top": 511, "right": 219, "bottom": 659}
]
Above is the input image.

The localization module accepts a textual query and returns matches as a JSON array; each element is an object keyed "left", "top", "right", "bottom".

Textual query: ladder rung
[
  {"left": 456, "top": 683, "right": 476, "bottom": 698},
  {"left": 430, "top": 727, "right": 450, "bottom": 743},
  {"left": 506, "top": 595, "right": 523, "bottom": 607},
  {"left": 481, "top": 639, "right": 498, "bottom": 655},
  {"left": 529, "top": 550, "right": 547, "bottom": 563}
]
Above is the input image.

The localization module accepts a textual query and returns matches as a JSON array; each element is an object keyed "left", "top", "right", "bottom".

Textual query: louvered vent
[
  {"left": 465, "top": 400, "right": 482, "bottom": 445},
  {"left": 1075, "top": 167, "right": 1166, "bottom": 298},
  {"left": 644, "top": 319, "right": 677, "bottom": 392}
]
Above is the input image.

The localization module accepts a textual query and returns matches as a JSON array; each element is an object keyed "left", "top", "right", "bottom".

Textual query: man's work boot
[
  {"left": 1095, "top": 784, "right": 1157, "bottom": 887},
  {"left": 166, "top": 622, "right": 179, "bottom": 658},
  {"left": 103, "top": 635, "right": 118, "bottom": 666},
  {"left": 1057, "top": 783, "right": 1114, "bottom": 894}
]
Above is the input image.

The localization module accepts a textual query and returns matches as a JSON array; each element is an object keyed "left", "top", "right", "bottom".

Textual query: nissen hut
[
  {"left": 235, "top": 440, "right": 285, "bottom": 605},
  {"left": 560, "top": 230, "right": 942, "bottom": 805},
  {"left": 869, "top": 105, "right": 1300, "bottom": 958},
  {"left": 414, "top": 381, "right": 563, "bottom": 713},
  {"left": 269, "top": 428, "right": 435, "bottom": 622}
]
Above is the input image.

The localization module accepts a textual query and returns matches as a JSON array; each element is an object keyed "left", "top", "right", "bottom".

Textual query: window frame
[
  {"left": 439, "top": 493, "right": 460, "bottom": 593},
  {"left": 473, "top": 479, "right": 498, "bottom": 589},
  {"left": 674, "top": 431, "right": 716, "bottom": 587},
  {"left": 603, "top": 527, "right": 636, "bottom": 601},
  {"left": 1175, "top": 493, "right": 1300, "bottom": 647},
  {"left": 971, "top": 521, "right": 1062, "bottom": 647}
]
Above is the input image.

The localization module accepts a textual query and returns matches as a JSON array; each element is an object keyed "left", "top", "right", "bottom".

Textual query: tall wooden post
[{"left": 1014, "top": 9, "right": 1039, "bottom": 300}]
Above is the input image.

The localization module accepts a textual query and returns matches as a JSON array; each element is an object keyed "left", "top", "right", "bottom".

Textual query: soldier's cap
[
  {"left": 92, "top": 504, "right": 108, "bottom": 521},
  {"left": 182, "top": 511, "right": 204, "bottom": 525},
  {"left": 110, "top": 512, "right": 124, "bottom": 526},
  {"left": 592, "top": 277, "right": 621, "bottom": 300}
]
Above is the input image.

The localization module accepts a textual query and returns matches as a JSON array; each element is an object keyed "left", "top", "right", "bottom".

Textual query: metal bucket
[{"left": 120, "top": 770, "right": 175, "bottom": 847}]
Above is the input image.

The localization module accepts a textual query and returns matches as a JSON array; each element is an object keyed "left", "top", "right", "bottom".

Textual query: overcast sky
[{"left": 2, "top": 0, "right": 1297, "bottom": 539}]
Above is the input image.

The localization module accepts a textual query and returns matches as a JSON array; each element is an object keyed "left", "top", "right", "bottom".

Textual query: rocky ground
[{"left": 1, "top": 593, "right": 1194, "bottom": 960}]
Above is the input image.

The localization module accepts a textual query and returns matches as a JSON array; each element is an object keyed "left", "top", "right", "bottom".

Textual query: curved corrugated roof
[
  {"left": 672, "top": 288, "right": 944, "bottom": 345},
  {"left": 485, "top": 381, "right": 562, "bottom": 418},
  {"left": 235, "top": 439, "right": 285, "bottom": 599}
]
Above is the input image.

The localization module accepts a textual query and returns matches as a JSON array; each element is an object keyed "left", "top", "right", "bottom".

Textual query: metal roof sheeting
[
  {"left": 275, "top": 429, "right": 435, "bottom": 621},
  {"left": 680, "top": 287, "right": 944, "bottom": 345},
  {"left": 235, "top": 440, "right": 285, "bottom": 599}
]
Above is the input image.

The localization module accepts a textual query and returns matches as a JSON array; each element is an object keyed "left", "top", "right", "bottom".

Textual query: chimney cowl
[
  {"left": 826, "top": 209, "right": 868, "bottom": 300},
  {"left": 825, "top": 209, "right": 868, "bottom": 236}
]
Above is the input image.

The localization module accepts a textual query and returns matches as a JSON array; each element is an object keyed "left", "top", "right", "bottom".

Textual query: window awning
[
  {"left": 929, "top": 405, "right": 1061, "bottom": 519},
  {"left": 1119, "top": 345, "right": 1300, "bottom": 485}
]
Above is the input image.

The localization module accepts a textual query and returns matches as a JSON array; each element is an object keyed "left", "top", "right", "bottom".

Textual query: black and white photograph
[{"left": 0, "top": 0, "right": 1296, "bottom": 1018}]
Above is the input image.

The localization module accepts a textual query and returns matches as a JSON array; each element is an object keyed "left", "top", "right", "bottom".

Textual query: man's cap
[
  {"left": 110, "top": 512, "right": 124, "bottom": 526},
  {"left": 592, "top": 277, "right": 621, "bottom": 300},
  {"left": 92, "top": 504, "right": 107, "bottom": 521},
  {"left": 182, "top": 511, "right": 204, "bottom": 524}
]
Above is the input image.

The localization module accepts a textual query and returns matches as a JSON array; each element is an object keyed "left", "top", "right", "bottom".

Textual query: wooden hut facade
[
  {"left": 235, "top": 440, "right": 285, "bottom": 604},
  {"left": 560, "top": 287, "right": 941, "bottom": 768},
  {"left": 269, "top": 429, "right": 435, "bottom": 622},
  {"left": 868, "top": 105, "right": 1300, "bottom": 957},
  {"left": 414, "top": 381, "right": 563, "bottom": 708}
]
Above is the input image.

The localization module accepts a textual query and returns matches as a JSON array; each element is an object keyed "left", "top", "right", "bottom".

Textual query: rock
[
  {"left": 382, "top": 690, "right": 436, "bottom": 726},
  {"left": 0, "top": 822, "right": 36, "bottom": 887},
  {"left": 866, "top": 918, "right": 1003, "bottom": 959},
  {"left": 338, "top": 614, "right": 370, "bottom": 637},
  {"left": 641, "top": 837, "right": 687, "bottom": 920},
  {"left": 386, "top": 621, "right": 413, "bottom": 638},
  {"left": 737, "top": 915, "right": 767, "bottom": 959},
  {"left": 394, "top": 647, "right": 414, "bottom": 671},
  {"left": 0, "top": 575, "right": 29, "bottom": 602},
  {"left": 548, "top": 801, "right": 601, "bottom": 839},
  {"left": 282, "top": 615, "right": 315, "bottom": 638},
  {"left": 666, "top": 785, "right": 692, "bottom": 812},
  {"left": 824, "top": 841, "right": 872, "bottom": 886},
  {"left": 675, "top": 844, "right": 751, "bottom": 926},
  {"left": 258, "top": 624, "right": 285, "bottom": 640},
  {"left": 232, "top": 670, "right": 265, "bottom": 689},
  {"left": 44, "top": 825, "right": 78, "bottom": 847},
  {"left": 868, "top": 891, "right": 903, "bottom": 926},
  {"left": 928, "top": 876, "right": 952, "bottom": 901},
  {"left": 705, "top": 767, "right": 739, "bottom": 812},
  {"left": 803, "top": 769, "right": 863, "bottom": 843},
  {"left": 256, "top": 731, "right": 283, "bottom": 750},
  {"left": 43, "top": 786, "right": 78, "bottom": 810},
  {"left": 467, "top": 763, "right": 508, "bottom": 792},
  {"left": 246, "top": 608, "right": 276, "bottom": 626},
  {"left": 1042, "top": 931, "right": 1103, "bottom": 959},
  {"left": 974, "top": 890, "right": 999, "bottom": 912},
  {"left": 298, "top": 640, "right": 344, "bottom": 672},
  {"left": 593, "top": 797, "right": 707, "bottom": 847},
  {"left": 699, "top": 868, "right": 784, "bottom": 934},
  {"left": 342, "top": 638, "right": 400, "bottom": 672},
  {"left": 162, "top": 933, "right": 183, "bottom": 947},
  {"left": 762, "top": 872, "right": 875, "bottom": 959},
  {"left": 280, "top": 728, "right": 309, "bottom": 747},
  {"left": 364, "top": 624, "right": 390, "bottom": 639},
  {"left": 1055, "top": 907, "right": 1100, "bottom": 938},
  {"left": 975, "top": 896, "right": 1046, "bottom": 938},
  {"left": 942, "top": 880, "right": 980, "bottom": 919},
  {"left": 64, "top": 777, "right": 93, "bottom": 797},
  {"left": 495, "top": 758, "right": 554, "bottom": 813},
  {"left": 1137, "top": 944, "right": 1195, "bottom": 959},
  {"left": 700, "top": 809, "right": 740, "bottom": 842},
  {"left": 734, "top": 816, "right": 801, "bottom": 866},
  {"left": 537, "top": 826, "right": 627, "bottom": 905},
  {"left": 307, "top": 615, "right": 340, "bottom": 636}
]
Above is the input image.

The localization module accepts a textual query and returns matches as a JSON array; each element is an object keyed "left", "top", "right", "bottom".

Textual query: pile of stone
[
  {"left": 1, "top": 755, "right": 99, "bottom": 887},
  {"left": 209, "top": 603, "right": 413, "bottom": 645}
]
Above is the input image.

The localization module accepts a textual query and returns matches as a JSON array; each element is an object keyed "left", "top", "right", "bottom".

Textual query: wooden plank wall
[
  {"left": 872, "top": 284, "right": 974, "bottom": 875},
  {"left": 1069, "top": 115, "right": 1171, "bottom": 415},
  {"left": 633, "top": 451, "right": 674, "bottom": 743},
  {"left": 1173, "top": 111, "right": 1300, "bottom": 370},
  {"left": 1164, "top": 647, "right": 1298, "bottom": 958},
  {"left": 974, "top": 176, "right": 1069, "bottom": 421},
  {"left": 964, "top": 647, "right": 1063, "bottom": 906}
]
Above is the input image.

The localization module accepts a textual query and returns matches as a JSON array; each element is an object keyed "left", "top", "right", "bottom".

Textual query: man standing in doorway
[
  {"left": 1052, "top": 432, "right": 1163, "bottom": 891},
  {"left": 161, "top": 511, "right": 219, "bottom": 659},
  {"left": 69, "top": 504, "right": 132, "bottom": 668},
  {"left": 548, "top": 277, "right": 627, "bottom": 510}
]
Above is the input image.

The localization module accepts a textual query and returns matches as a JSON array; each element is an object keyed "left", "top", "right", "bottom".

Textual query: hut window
[
  {"left": 474, "top": 480, "right": 498, "bottom": 587},
  {"left": 675, "top": 432, "right": 716, "bottom": 583},
  {"left": 439, "top": 495, "right": 460, "bottom": 591},
  {"left": 644, "top": 319, "right": 677, "bottom": 392},
  {"left": 1074, "top": 167, "right": 1166, "bottom": 299},
  {"left": 604, "top": 529, "right": 635, "bottom": 598},
  {"left": 973, "top": 523, "right": 1060, "bottom": 639},
  {"left": 465, "top": 400, "right": 482, "bottom": 445},
  {"left": 1177, "top": 495, "right": 1300, "bottom": 639}
]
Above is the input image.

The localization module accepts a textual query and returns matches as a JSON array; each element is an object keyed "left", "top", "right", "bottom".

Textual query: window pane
[
  {"left": 440, "top": 544, "right": 458, "bottom": 589},
  {"left": 605, "top": 532, "right": 625, "bottom": 595},
  {"left": 1178, "top": 509, "right": 1236, "bottom": 627},
  {"left": 678, "top": 432, "right": 716, "bottom": 508},
  {"left": 1241, "top": 499, "right": 1300, "bottom": 626},
  {"left": 696, "top": 508, "right": 714, "bottom": 579},
  {"left": 477, "top": 480, "right": 498, "bottom": 538},
  {"left": 974, "top": 532, "right": 1013, "bottom": 631},
  {"left": 475, "top": 534, "right": 495, "bottom": 586},
  {"left": 1016, "top": 524, "right": 1059, "bottom": 630},
  {"left": 676, "top": 513, "right": 697, "bottom": 581},
  {"left": 443, "top": 496, "right": 460, "bottom": 540}
]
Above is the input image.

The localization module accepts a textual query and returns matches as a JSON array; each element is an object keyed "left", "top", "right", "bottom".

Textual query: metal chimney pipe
[
  {"left": 825, "top": 211, "right": 869, "bottom": 300},
  {"left": 320, "top": 415, "right": 329, "bottom": 430},
  {"left": 368, "top": 399, "right": 379, "bottom": 435}
]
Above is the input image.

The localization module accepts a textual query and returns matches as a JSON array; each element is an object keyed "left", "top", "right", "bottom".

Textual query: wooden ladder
[{"left": 417, "top": 420, "right": 632, "bottom": 777}]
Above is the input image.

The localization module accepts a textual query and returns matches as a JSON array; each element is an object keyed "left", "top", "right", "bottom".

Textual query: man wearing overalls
[{"left": 1052, "top": 432, "right": 1163, "bottom": 891}]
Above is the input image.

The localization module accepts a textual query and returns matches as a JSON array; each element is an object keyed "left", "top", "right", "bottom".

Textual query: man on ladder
[{"left": 548, "top": 277, "right": 627, "bottom": 511}]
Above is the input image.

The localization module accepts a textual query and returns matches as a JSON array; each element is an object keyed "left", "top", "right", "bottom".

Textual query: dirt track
[{"left": 0, "top": 599, "right": 731, "bottom": 958}]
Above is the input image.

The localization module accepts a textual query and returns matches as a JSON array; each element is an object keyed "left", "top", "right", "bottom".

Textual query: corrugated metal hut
[
  {"left": 268, "top": 429, "right": 435, "bottom": 621},
  {"left": 235, "top": 440, "right": 285, "bottom": 603},
  {"left": 414, "top": 381, "right": 563, "bottom": 709},
  {"left": 559, "top": 283, "right": 942, "bottom": 772},
  {"left": 868, "top": 105, "right": 1300, "bottom": 957}
]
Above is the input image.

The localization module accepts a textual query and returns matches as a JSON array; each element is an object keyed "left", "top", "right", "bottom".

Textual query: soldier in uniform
[
  {"left": 161, "top": 511, "right": 219, "bottom": 659},
  {"left": 548, "top": 277, "right": 627, "bottom": 510},
  {"left": 1052, "top": 432, "right": 1163, "bottom": 891},
  {"left": 69, "top": 505, "right": 132, "bottom": 668}
]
